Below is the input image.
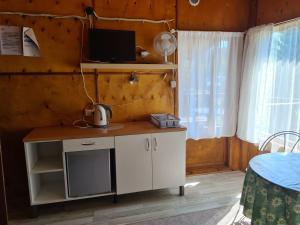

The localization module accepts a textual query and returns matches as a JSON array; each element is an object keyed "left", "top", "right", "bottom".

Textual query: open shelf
[
  {"left": 33, "top": 182, "right": 65, "bottom": 205},
  {"left": 31, "top": 172, "right": 66, "bottom": 205},
  {"left": 32, "top": 158, "right": 63, "bottom": 174},
  {"left": 80, "top": 63, "right": 178, "bottom": 72},
  {"left": 25, "top": 141, "right": 63, "bottom": 174}
]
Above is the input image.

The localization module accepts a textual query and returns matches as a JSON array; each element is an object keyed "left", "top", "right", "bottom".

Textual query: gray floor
[{"left": 9, "top": 171, "right": 246, "bottom": 225}]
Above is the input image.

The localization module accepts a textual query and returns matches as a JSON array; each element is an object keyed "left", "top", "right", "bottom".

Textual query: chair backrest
[{"left": 259, "top": 131, "right": 300, "bottom": 153}]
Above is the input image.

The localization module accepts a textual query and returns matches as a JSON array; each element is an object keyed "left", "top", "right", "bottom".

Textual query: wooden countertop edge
[{"left": 23, "top": 121, "right": 186, "bottom": 143}]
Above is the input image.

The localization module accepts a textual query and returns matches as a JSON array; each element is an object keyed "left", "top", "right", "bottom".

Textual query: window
[
  {"left": 237, "top": 21, "right": 300, "bottom": 145},
  {"left": 178, "top": 31, "right": 244, "bottom": 139}
]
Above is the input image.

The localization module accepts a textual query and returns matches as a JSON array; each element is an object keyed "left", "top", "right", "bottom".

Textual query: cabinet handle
[
  {"left": 153, "top": 137, "right": 158, "bottom": 151},
  {"left": 81, "top": 142, "right": 96, "bottom": 146},
  {"left": 146, "top": 138, "right": 150, "bottom": 151}
]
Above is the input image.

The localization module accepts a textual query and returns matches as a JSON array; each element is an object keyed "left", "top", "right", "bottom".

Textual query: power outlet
[{"left": 170, "top": 80, "right": 177, "bottom": 89}]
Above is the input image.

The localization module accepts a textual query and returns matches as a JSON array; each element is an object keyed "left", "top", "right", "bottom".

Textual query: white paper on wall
[
  {"left": 0, "top": 25, "right": 22, "bottom": 55},
  {"left": 0, "top": 25, "right": 40, "bottom": 57},
  {"left": 23, "top": 27, "right": 40, "bottom": 57}
]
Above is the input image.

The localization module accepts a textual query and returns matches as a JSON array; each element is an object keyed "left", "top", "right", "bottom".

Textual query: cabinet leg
[
  {"left": 29, "top": 205, "right": 39, "bottom": 218},
  {"left": 179, "top": 186, "right": 184, "bottom": 196},
  {"left": 113, "top": 194, "right": 118, "bottom": 204}
]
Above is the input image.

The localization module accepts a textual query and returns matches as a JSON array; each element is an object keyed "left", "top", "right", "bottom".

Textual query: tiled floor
[{"left": 9, "top": 171, "right": 246, "bottom": 225}]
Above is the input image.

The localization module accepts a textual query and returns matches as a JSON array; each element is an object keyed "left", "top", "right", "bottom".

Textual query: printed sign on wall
[{"left": 0, "top": 25, "right": 40, "bottom": 57}]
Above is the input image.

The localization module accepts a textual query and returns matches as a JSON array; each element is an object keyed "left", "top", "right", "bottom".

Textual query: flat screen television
[{"left": 88, "top": 29, "right": 136, "bottom": 63}]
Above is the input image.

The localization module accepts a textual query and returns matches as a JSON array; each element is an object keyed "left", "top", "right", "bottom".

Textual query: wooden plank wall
[
  {"left": 177, "top": 0, "right": 250, "bottom": 31},
  {"left": 228, "top": 0, "right": 300, "bottom": 171},
  {"left": 257, "top": 0, "right": 300, "bottom": 25},
  {"left": 0, "top": 0, "right": 252, "bottom": 216}
]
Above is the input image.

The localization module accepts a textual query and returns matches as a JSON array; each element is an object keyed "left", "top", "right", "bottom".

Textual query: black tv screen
[{"left": 88, "top": 29, "right": 136, "bottom": 62}]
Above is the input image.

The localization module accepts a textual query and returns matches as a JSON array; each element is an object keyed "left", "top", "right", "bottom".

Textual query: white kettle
[{"left": 93, "top": 104, "right": 112, "bottom": 128}]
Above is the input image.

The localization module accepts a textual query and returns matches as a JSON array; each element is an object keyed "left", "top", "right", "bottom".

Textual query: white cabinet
[
  {"left": 24, "top": 123, "right": 187, "bottom": 211},
  {"left": 115, "top": 134, "right": 153, "bottom": 195},
  {"left": 115, "top": 131, "right": 186, "bottom": 195},
  {"left": 152, "top": 132, "right": 186, "bottom": 190}
]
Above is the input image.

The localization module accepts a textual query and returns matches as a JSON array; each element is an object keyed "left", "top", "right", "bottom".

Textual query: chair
[{"left": 259, "top": 131, "right": 300, "bottom": 153}]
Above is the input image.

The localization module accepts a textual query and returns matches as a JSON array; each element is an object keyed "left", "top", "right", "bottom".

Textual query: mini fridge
[{"left": 66, "top": 149, "right": 111, "bottom": 198}]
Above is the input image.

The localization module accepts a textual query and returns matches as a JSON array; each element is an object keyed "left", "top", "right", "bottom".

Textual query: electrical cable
[
  {"left": 72, "top": 117, "right": 91, "bottom": 129},
  {"left": 72, "top": 107, "right": 94, "bottom": 129},
  {"left": 0, "top": 11, "right": 87, "bottom": 21},
  {"left": 92, "top": 11, "right": 174, "bottom": 26},
  {"left": 0, "top": 10, "right": 174, "bottom": 27},
  {"left": 80, "top": 66, "right": 96, "bottom": 105},
  {"left": 165, "top": 21, "right": 171, "bottom": 31}
]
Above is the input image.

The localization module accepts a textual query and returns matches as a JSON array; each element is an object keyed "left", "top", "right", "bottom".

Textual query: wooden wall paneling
[
  {"left": 257, "top": 0, "right": 300, "bottom": 25},
  {"left": 97, "top": 74, "right": 175, "bottom": 122},
  {"left": 0, "top": 0, "right": 95, "bottom": 216},
  {"left": 248, "top": 0, "right": 258, "bottom": 27},
  {"left": 186, "top": 138, "right": 228, "bottom": 175},
  {"left": 0, "top": 75, "right": 96, "bottom": 131},
  {"left": 228, "top": 136, "right": 259, "bottom": 171},
  {"left": 0, "top": 16, "right": 85, "bottom": 73},
  {"left": 0, "top": 0, "right": 92, "bottom": 73},
  {"left": 94, "top": 0, "right": 176, "bottom": 20},
  {"left": 0, "top": 0, "right": 91, "bottom": 15},
  {"left": 228, "top": 137, "right": 241, "bottom": 171},
  {"left": 92, "top": 0, "right": 177, "bottom": 120},
  {"left": 177, "top": 0, "right": 251, "bottom": 31}
]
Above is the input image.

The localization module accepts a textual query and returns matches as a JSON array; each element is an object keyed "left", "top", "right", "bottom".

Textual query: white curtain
[
  {"left": 178, "top": 31, "right": 244, "bottom": 139},
  {"left": 237, "top": 20, "right": 300, "bottom": 144}
]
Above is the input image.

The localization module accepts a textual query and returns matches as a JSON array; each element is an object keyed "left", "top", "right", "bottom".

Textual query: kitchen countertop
[{"left": 23, "top": 121, "right": 186, "bottom": 142}]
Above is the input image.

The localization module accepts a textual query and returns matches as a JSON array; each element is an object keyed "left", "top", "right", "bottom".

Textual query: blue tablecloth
[{"left": 249, "top": 152, "right": 300, "bottom": 192}]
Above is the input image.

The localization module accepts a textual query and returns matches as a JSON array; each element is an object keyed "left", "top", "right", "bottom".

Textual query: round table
[{"left": 240, "top": 153, "right": 300, "bottom": 225}]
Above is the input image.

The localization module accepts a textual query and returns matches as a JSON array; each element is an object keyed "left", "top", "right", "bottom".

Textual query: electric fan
[{"left": 153, "top": 32, "right": 177, "bottom": 64}]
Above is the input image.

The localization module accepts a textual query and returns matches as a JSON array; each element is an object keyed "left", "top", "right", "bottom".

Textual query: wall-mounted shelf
[{"left": 80, "top": 63, "right": 178, "bottom": 73}]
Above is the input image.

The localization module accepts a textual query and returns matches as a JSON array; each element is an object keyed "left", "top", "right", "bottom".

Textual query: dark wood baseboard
[{"left": 186, "top": 164, "right": 232, "bottom": 176}]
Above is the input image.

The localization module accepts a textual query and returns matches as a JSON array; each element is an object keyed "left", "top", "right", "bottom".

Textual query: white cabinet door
[
  {"left": 152, "top": 131, "right": 186, "bottom": 190},
  {"left": 115, "top": 134, "right": 153, "bottom": 195}
]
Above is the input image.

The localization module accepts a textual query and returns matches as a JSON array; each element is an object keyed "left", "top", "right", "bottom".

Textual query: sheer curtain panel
[
  {"left": 237, "top": 25, "right": 274, "bottom": 143},
  {"left": 237, "top": 20, "right": 300, "bottom": 145},
  {"left": 178, "top": 31, "right": 244, "bottom": 139}
]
